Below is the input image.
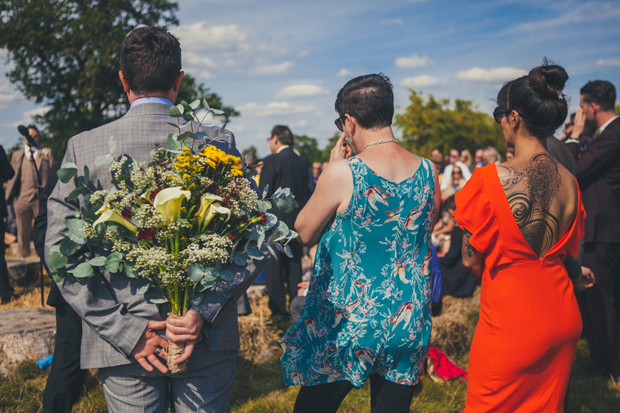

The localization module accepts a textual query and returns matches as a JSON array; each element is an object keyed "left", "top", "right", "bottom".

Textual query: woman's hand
[{"left": 329, "top": 133, "right": 353, "bottom": 162}]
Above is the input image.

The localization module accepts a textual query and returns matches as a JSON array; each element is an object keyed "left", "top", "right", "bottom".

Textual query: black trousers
[
  {"left": 294, "top": 374, "right": 420, "bottom": 413},
  {"left": 266, "top": 240, "right": 303, "bottom": 316},
  {"left": 577, "top": 241, "right": 620, "bottom": 377},
  {"left": 0, "top": 218, "right": 13, "bottom": 300},
  {"left": 42, "top": 283, "right": 87, "bottom": 413}
]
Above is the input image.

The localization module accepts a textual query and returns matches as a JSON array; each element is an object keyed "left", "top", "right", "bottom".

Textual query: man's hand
[
  {"left": 329, "top": 133, "right": 353, "bottom": 162},
  {"left": 571, "top": 108, "right": 587, "bottom": 140},
  {"left": 297, "top": 281, "right": 309, "bottom": 296},
  {"left": 574, "top": 266, "right": 595, "bottom": 292},
  {"left": 165, "top": 309, "right": 204, "bottom": 365},
  {"left": 130, "top": 320, "right": 168, "bottom": 373}
]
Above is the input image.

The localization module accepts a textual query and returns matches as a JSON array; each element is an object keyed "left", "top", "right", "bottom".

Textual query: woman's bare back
[{"left": 496, "top": 153, "right": 577, "bottom": 258}]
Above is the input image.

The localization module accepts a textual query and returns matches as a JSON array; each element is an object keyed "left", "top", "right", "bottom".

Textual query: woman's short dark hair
[
  {"left": 497, "top": 60, "right": 568, "bottom": 140},
  {"left": 581, "top": 80, "right": 616, "bottom": 112},
  {"left": 335, "top": 73, "right": 394, "bottom": 130},
  {"left": 120, "top": 27, "right": 182, "bottom": 95}
]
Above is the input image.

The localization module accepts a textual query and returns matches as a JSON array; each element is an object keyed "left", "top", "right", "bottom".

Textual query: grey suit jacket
[{"left": 45, "top": 103, "right": 264, "bottom": 369}]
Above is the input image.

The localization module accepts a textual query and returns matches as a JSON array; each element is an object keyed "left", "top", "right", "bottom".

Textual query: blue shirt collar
[{"left": 130, "top": 97, "right": 173, "bottom": 109}]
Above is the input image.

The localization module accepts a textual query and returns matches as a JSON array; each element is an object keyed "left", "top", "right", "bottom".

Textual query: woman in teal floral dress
[{"left": 280, "top": 74, "right": 440, "bottom": 413}]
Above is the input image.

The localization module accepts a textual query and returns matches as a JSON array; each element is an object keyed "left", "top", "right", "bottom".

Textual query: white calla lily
[
  {"left": 196, "top": 193, "right": 224, "bottom": 226},
  {"left": 153, "top": 187, "right": 191, "bottom": 223},
  {"left": 203, "top": 203, "right": 231, "bottom": 228},
  {"left": 93, "top": 206, "right": 137, "bottom": 233}
]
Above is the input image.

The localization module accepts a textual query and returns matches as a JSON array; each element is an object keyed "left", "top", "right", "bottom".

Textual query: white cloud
[
  {"left": 237, "top": 101, "right": 318, "bottom": 117},
  {"left": 596, "top": 57, "right": 620, "bottom": 67},
  {"left": 6, "top": 107, "right": 50, "bottom": 128},
  {"left": 380, "top": 19, "right": 404, "bottom": 25},
  {"left": 291, "top": 120, "right": 308, "bottom": 128},
  {"left": 457, "top": 67, "right": 527, "bottom": 82},
  {"left": 337, "top": 68, "right": 353, "bottom": 77},
  {"left": 0, "top": 77, "right": 21, "bottom": 109},
  {"left": 258, "top": 43, "right": 290, "bottom": 56},
  {"left": 512, "top": 2, "right": 620, "bottom": 33},
  {"left": 173, "top": 23, "right": 248, "bottom": 53},
  {"left": 401, "top": 75, "right": 438, "bottom": 88},
  {"left": 252, "top": 61, "right": 294, "bottom": 76},
  {"left": 275, "top": 84, "right": 329, "bottom": 98},
  {"left": 395, "top": 54, "right": 433, "bottom": 68},
  {"left": 298, "top": 51, "right": 309, "bottom": 58},
  {"left": 184, "top": 54, "right": 217, "bottom": 69}
]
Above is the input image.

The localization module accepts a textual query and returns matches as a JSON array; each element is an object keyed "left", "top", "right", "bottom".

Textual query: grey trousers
[{"left": 99, "top": 348, "right": 237, "bottom": 413}]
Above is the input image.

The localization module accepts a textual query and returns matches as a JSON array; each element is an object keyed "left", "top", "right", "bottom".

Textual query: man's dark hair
[
  {"left": 271, "top": 125, "right": 294, "bottom": 146},
  {"left": 335, "top": 73, "right": 394, "bottom": 130},
  {"left": 581, "top": 80, "right": 616, "bottom": 112},
  {"left": 120, "top": 27, "right": 182, "bottom": 95},
  {"left": 27, "top": 124, "right": 39, "bottom": 133},
  {"left": 442, "top": 195, "right": 456, "bottom": 214}
]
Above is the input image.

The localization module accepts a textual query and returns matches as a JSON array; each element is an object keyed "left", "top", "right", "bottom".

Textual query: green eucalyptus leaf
[
  {"left": 190, "top": 100, "right": 201, "bottom": 110},
  {"left": 105, "top": 251, "right": 123, "bottom": 273},
  {"left": 88, "top": 256, "right": 107, "bottom": 267},
  {"left": 167, "top": 122, "right": 179, "bottom": 129},
  {"left": 61, "top": 162, "right": 78, "bottom": 170},
  {"left": 202, "top": 98, "right": 210, "bottom": 111},
  {"left": 247, "top": 248, "right": 264, "bottom": 260},
  {"left": 149, "top": 298, "right": 170, "bottom": 304},
  {"left": 59, "top": 238, "right": 77, "bottom": 256},
  {"left": 183, "top": 112, "right": 194, "bottom": 122},
  {"left": 210, "top": 108, "right": 225, "bottom": 115},
  {"left": 178, "top": 131, "right": 192, "bottom": 142},
  {"left": 125, "top": 264, "right": 137, "bottom": 278},
  {"left": 66, "top": 186, "right": 86, "bottom": 202},
  {"left": 188, "top": 263, "right": 205, "bottom": 282},
  {"left": 57, "top": 166, "right": 78, "bottom": 184},
  {"left": 84, "top": 193, "right": 92, "bottom": 204},
  {"left": 83, "top": 165, "right": 90, "bottom": 186},
  {"left": 95, "top": 153, "right": 114, "bottom": 166},
  {"left": 54, "top": 274, "right": 65, "bottom": 283},
  {"left": 262, "top": 185, "right": 269, "bottom": 199},
  {"left": 169, "top": 105, "right": 182, "bottom": 117},
  {"left": 176, "top": 103, "right": 185, "bottom": 114},
  {"left": 191, "top": 292, "right": 205, "bottom": 307},
  {"left": 181, "top": 101, "right": 191, "bottom": 111},
  {"left": 219, "top": 268, "right": 235, "bottom": 281},
  {"left": 48, "top": 252, "right": 68, "bottom": 270},
  {"left": 167, "top": 134, "right": 179, "bottom": 151},
  {"left": 137, "top": 284, "right": 150, "bottom": 294},
  {"left": 214, "top": 129, "right": 220, "bottom": 138},
  {"left": 203, "top": 267, "right": 219, "bottom": 282},
  {"left": 107, "top": 136, "right": 116, "bottom": 154},
  {"left": 70, "top": 262, "right": 93, "bottom": 279}
]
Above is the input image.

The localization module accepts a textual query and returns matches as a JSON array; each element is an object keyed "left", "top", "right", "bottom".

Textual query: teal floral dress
[{"left": 280, "top": 156, "right": 437, "bottom": 387}]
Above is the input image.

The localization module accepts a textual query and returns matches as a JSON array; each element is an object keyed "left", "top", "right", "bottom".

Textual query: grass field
[{"left": 1, "top": 283, "right": 620, "bottom": 412}]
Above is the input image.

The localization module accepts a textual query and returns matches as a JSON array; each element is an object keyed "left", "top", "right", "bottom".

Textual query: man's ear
[
  {"left": 173, "top": 71, "right": 185, "bottom": 93},
  {"left": 119, "top": 71, "right": 130, "bottom": 93}
]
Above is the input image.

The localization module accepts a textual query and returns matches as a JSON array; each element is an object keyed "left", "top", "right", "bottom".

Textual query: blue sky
[{"left": 1, "top": 0, "right": 619, "bottom": 158}]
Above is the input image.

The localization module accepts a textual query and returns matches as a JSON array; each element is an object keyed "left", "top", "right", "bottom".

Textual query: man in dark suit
[
  {"left": 572, "top": 80, "right": 620, "bottom": 378},
  {"left": 0, "top": 145, "right": 15, "bottom": 304},
  {"left": 259, "top": 125, "right": 310, "bottom": 318}
]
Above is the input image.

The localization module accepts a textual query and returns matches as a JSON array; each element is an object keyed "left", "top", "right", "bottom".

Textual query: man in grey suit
[{"left": 45, "top": 27, "right": 263, "bottom": 412}]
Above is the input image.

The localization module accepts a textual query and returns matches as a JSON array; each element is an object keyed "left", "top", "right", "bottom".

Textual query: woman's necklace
[{"left": 363, "top": 139, "right": 399, "bottom": 151}]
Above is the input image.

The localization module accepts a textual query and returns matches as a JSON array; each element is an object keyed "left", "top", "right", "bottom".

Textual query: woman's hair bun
[{"left": 528, "top": 59, "right": 568, "bottom": 99}]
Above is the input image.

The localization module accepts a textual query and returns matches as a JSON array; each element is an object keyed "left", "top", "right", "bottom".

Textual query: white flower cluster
[
  {"left": 133, "top": 204, "right": 166, "bottom": 229},
  {"left": 183, "top": 234, "right": 233, "bottom": 267},
  {"left": 221, "top": 178, "right": 258, "bottom": 217}
]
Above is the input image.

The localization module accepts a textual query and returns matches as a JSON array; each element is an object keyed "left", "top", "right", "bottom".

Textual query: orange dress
[{"left": 453, "top": 165, "right": 585, "bottom": 413}]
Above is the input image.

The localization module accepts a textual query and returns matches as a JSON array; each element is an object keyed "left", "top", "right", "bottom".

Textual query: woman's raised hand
[{"left": 329, "top": 133, "right": 353, "bottom": 162}]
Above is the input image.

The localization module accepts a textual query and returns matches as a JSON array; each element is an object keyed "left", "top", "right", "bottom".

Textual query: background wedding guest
[
  {"left": 6, "top": 125, "right": 54, "bottom": 258},
  {"left": 311, "top": 161, "right": 322, "bottom": 185},
  {"left": 505, "top": 147, "right": 515, "bottom": 161},
  {"left": 438, "top": 196, "right": 476, "bottom": 298},
  {"left": 441, "top": 164, "right": 468, "bottom": 201},
  {"left": 460, "top": 149, "right": 473, "bottom": 169},
  {"left": 280, "top": 73, "right": 440, "bottom": 413},
  {"left": 470, "top": 148, "right": 485, "bottom": 172},
  {"left": 0, "top": 145, "right": 14, "bottom": 305},
  {"left": 482, "top": 146, "right": 501, "bottom": 166},
  {"left": 440, "top": 148, "right": 471, "bottom": 190},
  {"left": 45, "top": 26, "right": 264, "bottom": 412},
  {"left": 572, "top": 79, "right": 620, "bottom": 379},
  {"left": 259, "top": 125, "right": 311, "bottom": 320}
]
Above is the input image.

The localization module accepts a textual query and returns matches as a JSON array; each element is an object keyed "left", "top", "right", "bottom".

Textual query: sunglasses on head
[
  {"left": 334, "top": 115, "right": 346, "bottom": 132},
  {"left": 493, "top": 107, "right": 511, "bottom": 124}
]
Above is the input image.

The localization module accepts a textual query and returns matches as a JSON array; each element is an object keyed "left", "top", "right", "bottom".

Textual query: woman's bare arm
[{"left": 461, "top": 229, "right": 484, "bottom": 280}]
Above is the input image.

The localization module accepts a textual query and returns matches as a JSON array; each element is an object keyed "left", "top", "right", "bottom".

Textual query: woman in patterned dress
[{"left": 280, "top": 74, "right": 441, "bottom": 413}]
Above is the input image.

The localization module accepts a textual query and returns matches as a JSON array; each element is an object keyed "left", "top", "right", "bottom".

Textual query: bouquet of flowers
[{"left": 48, "top": 99, "right": 298, "bottom": 372}]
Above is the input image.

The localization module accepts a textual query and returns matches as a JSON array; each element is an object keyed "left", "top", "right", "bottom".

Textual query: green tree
[
  {"left": 0, "top": 0, "right": 178, "bottom": 159},
  {"left": 319, "top": 132, "right": 341, "bottom": 162},
  {"left": 176, "top": 74, "right": 240, "bottom": 124},
  {"left": 294, "top": 134, "right": 324, "bottom": 166},
  {"left": 394, "top": 91, "right": 505, "bottom": 158}
]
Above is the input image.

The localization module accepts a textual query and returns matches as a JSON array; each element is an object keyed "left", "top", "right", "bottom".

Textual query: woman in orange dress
[{"left": 453, "top": 62, "right": 585, "bottom": 412}]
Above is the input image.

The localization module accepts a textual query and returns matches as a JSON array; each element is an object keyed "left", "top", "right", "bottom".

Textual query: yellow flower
[
  {"left": 93, "top": 206, "right": 137, "bottom": 233},
  {"left": 153, "top": 187, "right": 191, "bottom": 223}
]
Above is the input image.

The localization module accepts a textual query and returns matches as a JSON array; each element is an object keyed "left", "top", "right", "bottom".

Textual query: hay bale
[
  {"left": 430, "top": 287, "right": 481, "bottom": 357},
  {"left": 238, "top": 298, "right": 281, "bottom": 365}
]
